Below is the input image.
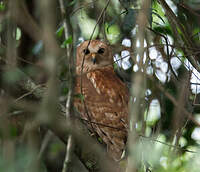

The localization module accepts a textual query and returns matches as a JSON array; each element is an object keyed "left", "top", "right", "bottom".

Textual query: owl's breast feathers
[{"left": 74, "top": 66, "right": 129, "bottom": 161}]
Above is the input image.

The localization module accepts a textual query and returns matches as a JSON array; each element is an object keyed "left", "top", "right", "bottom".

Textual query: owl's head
[{"left": 76, "top": 40, "right": 113, "bottom": 74}]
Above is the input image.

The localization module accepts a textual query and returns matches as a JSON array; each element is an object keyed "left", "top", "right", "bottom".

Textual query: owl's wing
[
  {"left": 86, "top": 67, "right": 129, "bottom": 107},
  {"left": 86, "top": 67, "right": 129, "bottom": 160}
]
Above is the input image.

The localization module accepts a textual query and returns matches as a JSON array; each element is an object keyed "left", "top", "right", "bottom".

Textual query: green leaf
[
  {"left": 0, "top": 2, "right": 5, "bottom": 11},
  {"left": 74, "top": 93, "right": 84, "bottom": 101},
  {"left": 56, "top": 26, "right": 64, "bottom": 37},
  {"left": 152, "top": 11, "right": 165, "bottom": 24},
  {"left": 97, "top": 137, "right": 103, "bottom": 143},
  {"left": 61, "top": 36, "right": 73, "bottom": 48},
  {"left": 67, "top": 0, "right": 77, "bottom": 7},
  {"left": 10, "top": 126, "right": 18, "bottom": 137},
  {"left": 63, "top": 87, "right": 69, "bottom": 95},
  {"left": 105, "top": 23, "right": 121, "bottom": 44},
  {"left": 153, "top": 25, "right": 172, "bottom": 35}
]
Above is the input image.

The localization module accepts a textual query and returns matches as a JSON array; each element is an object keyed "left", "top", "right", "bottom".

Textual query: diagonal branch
[{"left": 158, "top": 0, "right": 200, "bottom": 73}]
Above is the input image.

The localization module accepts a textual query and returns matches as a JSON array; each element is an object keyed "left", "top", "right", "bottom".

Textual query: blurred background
[{"left": 0, "top": 0, "right": 200, "bottom": 171}]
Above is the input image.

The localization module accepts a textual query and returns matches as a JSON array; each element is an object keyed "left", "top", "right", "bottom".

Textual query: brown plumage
[{"left": 74, "top": 40, "right": 129, "bottom": 161}]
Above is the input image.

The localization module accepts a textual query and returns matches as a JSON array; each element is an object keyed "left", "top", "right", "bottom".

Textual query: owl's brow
[{"left": 98, "top": 42, "right": 104, "bottom": 48}]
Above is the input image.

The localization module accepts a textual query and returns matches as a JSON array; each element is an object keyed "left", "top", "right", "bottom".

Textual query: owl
[{"left": 74, "top": 40, "right": 129, "bottom": 161}]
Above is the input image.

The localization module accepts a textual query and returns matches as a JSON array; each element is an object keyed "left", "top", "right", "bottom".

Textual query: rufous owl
[{"left": 74, "top": 40, "right": 129, "bottom": 161}]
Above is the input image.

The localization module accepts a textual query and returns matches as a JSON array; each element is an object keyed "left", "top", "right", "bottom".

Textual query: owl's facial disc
[
  {"left": 83, "top": 47, "right": 106, "bottom": 65},
  {"left": 76, "top": 40, "right": 114, "bottom": 74}
]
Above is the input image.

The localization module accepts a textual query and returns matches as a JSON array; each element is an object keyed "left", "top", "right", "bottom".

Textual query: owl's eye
[
  {"left": 98, "top": 48, "right": 105, "bottom": 54},
  {"left": 83, "top": 48, "right": 90, "bottom": 55}
]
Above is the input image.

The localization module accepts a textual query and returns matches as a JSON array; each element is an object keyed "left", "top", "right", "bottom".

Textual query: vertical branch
[
  {"left": 171, "top": 71, "right": 190, "bottom": 149},
  {"left": 6, "top": 0, "right": 18, "bottom": 67},
  {"left": 59, "top": 0, "right": 76, "bottom": 172},
  {"left": 1, "top": 1, "right": 18, "bottom": 171},
  {"left": 28, "top": 1, "right": 60, "bottom": 172},
  {"left": 36, "top": 0, "right": 60, "bottom": 124},
  {"left": 0, "top": 98, "right": 15, "bottom": 172},
  {"left": 127, "top": 0, "right": 151, "bottom": 172}
]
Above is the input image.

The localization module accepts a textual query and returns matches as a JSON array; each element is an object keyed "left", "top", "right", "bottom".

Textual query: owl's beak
[{"left": 91, "top": 53, "right": 97, "bottom": 64}]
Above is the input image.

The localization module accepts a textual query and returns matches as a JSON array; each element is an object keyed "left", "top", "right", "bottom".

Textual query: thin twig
[
  {"left": 14, "top": 84, "right": 44, "bottom": 102},
  {"left": 37, "top": 131, "right": 54, "bottom": 160},
  {"left": 59, "top": 0, "right": 76, "bottom": 171},
  {"left": 80, "top": 0, "right": 111, "bottom": 138},
  {"left": 139, "top": 135, "right": 197, "bottom": 154}
]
